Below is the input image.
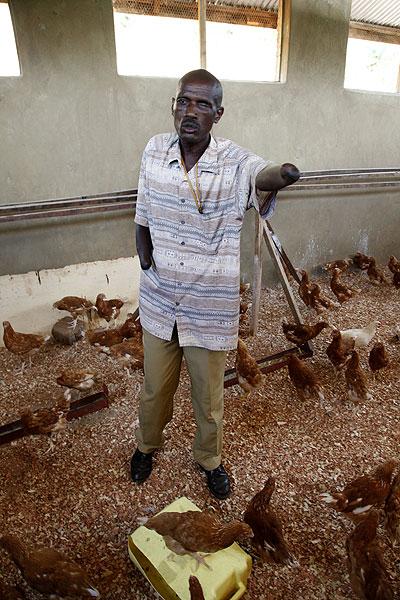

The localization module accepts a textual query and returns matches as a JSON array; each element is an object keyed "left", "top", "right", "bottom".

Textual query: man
[{"left": 131, "top": 69, "right": 299, "bottom": 499}]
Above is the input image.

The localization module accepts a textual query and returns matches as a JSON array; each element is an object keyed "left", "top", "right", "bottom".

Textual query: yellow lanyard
[{"left": 180, "top": 158, "right": 203, "bottom": 214}]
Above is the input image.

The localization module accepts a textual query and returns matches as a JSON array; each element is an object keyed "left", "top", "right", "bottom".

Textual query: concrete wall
[{"left": 0, "top": 0, "right": 399, "bottom": 277}]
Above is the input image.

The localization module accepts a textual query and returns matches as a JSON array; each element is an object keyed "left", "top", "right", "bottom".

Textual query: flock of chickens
[{"left": 1, "top": 252, "right": 399, "bottom": 599}]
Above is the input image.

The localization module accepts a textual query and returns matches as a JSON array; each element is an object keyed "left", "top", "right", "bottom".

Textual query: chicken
[
  {"left": 321, "top": 460, "right": 397, "bottom": 519},
  {"left": 239, "top": 301, "right": 252, "bottom": 323},
  {"left": 368, "top": 343, "right": 389, "bottom": 376},
  {"left": 0, "top": 581, "right": 24, "bottom": 600},
  {"left": 384, "top": 472, "right": 400, "bottom": 546},
  {"left": 326, "top": 330, "right": 355, "bottom": 372},
  {"left": 330, "top": 268, "right": 356, "bottom": 303},
  {"left": 95, "top": 293, "right": 124, "bottom": 323},
  {"left": 56, "top": 368, "right": 98, "bottom": 392},
  {"left": 244, "top": 476, "right": 296, "bottom": 565},
  {"left": 144, "top": 510, "right": 252, "bottom": 567},
  {"left": 107, "top": 337, "right": 144, "bottom": 369},
  {"left": 367, "top": 257, "right": 387, "bottom": 285},
  {"left": 340, "top": 320, "right": 378, "bottom": 348},
  {"left": 87, "top": 327, "right": 125, "bottom": 347},
  {"left": 20, "top": 390, "right": 71, "bottom": 451},
  {"left": 282, "top": 320, "right": 329, "bottom": 346},
  {"left": 53, "top": 296, "right": 95, "bottom": 322},
  {"left": 286, "top": 354, "right": 328, "bottom": 410},
  {"left": 298, "top": 271, "right": 335, "bottom": 313},
  {"left": 346, "top": 510, "right": 394, "bottom": 600},
  {"left": 239, "top": 281, "right": 250, "bottom": 295},
  {"left": 0, "top": 534, "right": 100, "bottom": 598},
  {"left": 118, "top": 314, "right": 142, "bottom": 339},
  {"left": 189, "top": 575, "right": 205, "bottom": 600},
  {"left": 235, "top": 338, "right": 265, "bottom": 396},
  {"left": 324, "top": 258, "right": 352, "bottom": 273},
  {"left": 387, "top": 255, "right": 400, "bottom": 274},
  {"left": 353, "top": 252, "right": 371, "bottom": 270},
  {"left": 345, "top": 350, "right": 372, "bottom": 403},
  {"left": 392, "top": 271, "right": 400, "bottom": 289},
  {"left": 3, "top": 321, "right": 49, "bottom": 372}
]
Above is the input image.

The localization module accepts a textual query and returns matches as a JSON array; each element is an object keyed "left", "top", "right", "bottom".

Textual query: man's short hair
[{"left": 179, "top": 69, "right": 223, "bottom": 108}]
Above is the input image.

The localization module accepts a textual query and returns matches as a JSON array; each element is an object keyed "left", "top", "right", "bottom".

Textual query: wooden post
[
  {"left": 250, "top": 213, "right": 263, "bottom": 335},
  {"left": 198, "top": 0, "right": 207, "bottom": 68}
]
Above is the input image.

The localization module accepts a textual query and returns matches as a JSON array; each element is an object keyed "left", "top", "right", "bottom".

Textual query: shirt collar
[{"left": 167, "top": 133, "right": 219, "bottom": 174}]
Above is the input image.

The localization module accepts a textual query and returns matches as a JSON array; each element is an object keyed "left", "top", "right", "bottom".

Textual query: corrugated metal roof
[
  {"left": 350, "top": 1, "right": 400, "bottom": 28},
  {"left": 211, "top": 0, "right": 278, "bottom": 11}
]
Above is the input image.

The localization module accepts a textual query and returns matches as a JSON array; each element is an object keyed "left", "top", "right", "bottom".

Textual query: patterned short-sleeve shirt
[{"left": 135, "top": 132, "right": 276, "bottom": 350}]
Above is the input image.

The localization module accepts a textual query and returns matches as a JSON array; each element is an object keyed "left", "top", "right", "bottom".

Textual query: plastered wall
[{"left": 0, "top": 0, "right": 399, "bottom": 278}]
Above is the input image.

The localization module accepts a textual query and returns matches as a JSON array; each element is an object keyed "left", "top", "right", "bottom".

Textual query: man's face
[{"left": 172, "top": 78, "right": 224, "bottom": 146}]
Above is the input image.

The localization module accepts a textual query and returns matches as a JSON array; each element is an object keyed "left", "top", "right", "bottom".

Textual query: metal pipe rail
[{"left": 0, "top": 167, "right": 399, "bottom": 223}]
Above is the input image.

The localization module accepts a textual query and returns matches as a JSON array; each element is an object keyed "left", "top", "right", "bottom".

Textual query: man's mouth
[{"left": 181, "top": 121, "right": 198, "bottom": 133}]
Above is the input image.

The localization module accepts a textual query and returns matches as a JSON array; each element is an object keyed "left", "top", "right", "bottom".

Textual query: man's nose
[{"left": 184, "top": 100, "right": 197, "bottom": 116}]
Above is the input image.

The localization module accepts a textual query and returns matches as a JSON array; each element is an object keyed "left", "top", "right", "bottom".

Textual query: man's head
[{"left": 172, "top": 69, "right": 224, "bottom": 146}]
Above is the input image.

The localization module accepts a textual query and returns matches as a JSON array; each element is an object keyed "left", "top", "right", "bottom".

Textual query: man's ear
[
  {"left": 171, "top": 97, "right": 175, "bottom": 115},
  {"left": 214, "top": 106, "right": 224, "bottom": 124}
]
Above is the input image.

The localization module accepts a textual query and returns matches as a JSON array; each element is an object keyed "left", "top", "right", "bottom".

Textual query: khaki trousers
[{"left": 135, "top": 326, "right": 227, "bottom": 470}]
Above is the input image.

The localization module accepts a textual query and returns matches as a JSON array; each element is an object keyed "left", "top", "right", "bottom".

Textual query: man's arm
[
  {"left": 136, "top": 223, "right": 153, "bottom": 270},
  {"left": 255, "top": 163, "right": 300, "bottom": 192}
]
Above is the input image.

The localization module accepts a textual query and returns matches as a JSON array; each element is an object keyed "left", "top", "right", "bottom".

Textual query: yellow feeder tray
[{"left": 128, "top": 497, "right": 252, "bottom": 600}]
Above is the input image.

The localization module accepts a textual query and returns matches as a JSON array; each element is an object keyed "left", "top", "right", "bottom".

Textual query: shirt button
[
  {"left": 180, "top": 262, "right": 184, "bottom": 266},
  {"left": 180, "top": 241, "right": 185, "bottom": 245},
  {"left": 181, "top": 220, "right": 185, "bottom": 224},
  {"left": 176, "top": 302, "right": 180, "bottom": 306},
  {"left": 181, "top": 199, "right": 185, "bottom": 203},
  {"left": 177, "top": 282, "right": 182, "bottom": 286}
]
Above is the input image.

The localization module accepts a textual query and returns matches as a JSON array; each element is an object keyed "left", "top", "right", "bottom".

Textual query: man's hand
[
  {"left": 136, "top": 224, "right": 153, "bottom": 270},
  {"left": 256, "top": 162, "right": 300, "bottom": 192}
]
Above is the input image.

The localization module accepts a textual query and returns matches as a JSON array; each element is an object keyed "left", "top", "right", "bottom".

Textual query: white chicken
[{"left": 340, "top": 320, "right": 379, "bottom": 348}]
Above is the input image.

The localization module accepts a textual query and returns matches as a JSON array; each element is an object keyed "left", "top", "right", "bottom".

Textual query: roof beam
[{"left": 349, "top": 20, "right": 400, "bottom": 45}]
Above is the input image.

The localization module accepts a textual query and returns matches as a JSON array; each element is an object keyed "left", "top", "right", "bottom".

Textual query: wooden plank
[
  {"left": 250, "top": 213, "right": 263, "bottom": 335},
  {"left": 199, "top": 0, "right": 207, "bottom": 68},
  {"left": 349, "top": 21, "right": 400, "bottom": 45},
  {"left": 262, "top": 221, "right": 304, "bottom": 326},
  {"left": 0, "top": 389, "right": 109, "bottom": 446}
]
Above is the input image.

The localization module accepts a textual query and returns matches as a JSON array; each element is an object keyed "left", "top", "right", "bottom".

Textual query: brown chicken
[
  {"left": 95, "top": 293, "right": 124, "bottom": 322},
  {"left": 239, "top": 301, "right": 252, "bottom": 323},
  {"left": 367, "top": 257, "right": 387, "bottom": 285},
  {"left": 330, "top": 268, "right": 356, "bottom": 303},
  {"left": 53, "top": 296, "right": 95, "bottom": 319},
  {"left": 0, "top": 581, "right": 24, "bottom": 600},
  {"left": 144, "top": 510, "right": 252, "bottom": 566},
  {"left": 0, "top": 535, "right": 100, "bottom": 598},
  {"left": 107, "top": 337, "right": 144, "bottom": 368},
  {"left": 286, "top": 354, "right": 328, "bottom": 410},
  {"left": 3, "top": 321, "right": 48, "bottom": 371},
  {"left": 368, "top": 342, "right": 389, "bottom": 376},
  {"left": 282, "top": 320, "right": 329, "bottom": 346},
  {"left": 321, "top": 460, "right": 397, "bottom": 520},
  {"left": 326, "top": 330, "right": 355, "bottom": 372},
  {"left": 119, "top": 313, "right": 142, "bottom": 339},
  {"left": 298, "top": 271, "right": 335, "bottom": 313},
  {"left": 346, "top": 511, "right": 394, "bottom": 600},
  {"left": 56, "top": 368, "right": 98, "bottom": 391},
  {"left": 387, "top": 255, "right": 400, "bottom": 274},
  {"left": 87, "top": 327, "right": 125, "bottom": 347},
  {"left": 392, "top": 271, "right": 400, "bottom": 288},
  {"left": 325, "top": 258, "right": 352, "bottom": 273},
  {"left": 235, "top": 338, "right": 265, "bottom": 396},
  {"left": 189, "top": 575, "right": 205, "bottom": 600},
  {"left": 244, "top": 476, "right": 296, "bottom": 565},
  {"left": 384, "top": 471, "right": 400, "bottom": 546},
  {"left": 345, "top": 350, "right": 372, "bottom": 403},
  {"left": 20, "top": 390, "right": 71, "bottom": 451},
  {"left": 353, "top": 252, "right": 371, "bottom": 270}
]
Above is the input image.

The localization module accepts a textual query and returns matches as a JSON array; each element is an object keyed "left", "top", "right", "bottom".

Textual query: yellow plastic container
[{"left": 128, "top": 497, "right": 252, "bottom": 600}]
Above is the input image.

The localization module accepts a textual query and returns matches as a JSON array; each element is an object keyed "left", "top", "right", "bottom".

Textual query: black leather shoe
[
  {"left": 199, "top": 464, "right": 231, "bottom": 500},
  {"left": 130, "top": 448, "right": 153, "bottom": 483}
]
